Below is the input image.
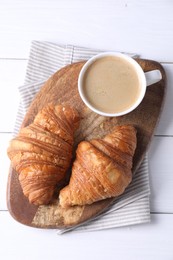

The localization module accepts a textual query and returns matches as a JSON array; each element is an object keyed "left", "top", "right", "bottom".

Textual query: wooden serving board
[{"left": 7, "top": 58, "right": 166, "bottom": 229}]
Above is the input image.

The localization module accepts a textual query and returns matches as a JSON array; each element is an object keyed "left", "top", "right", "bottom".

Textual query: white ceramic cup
[{"left": 78, "top": 52, "right": 162, "bottom": 117}]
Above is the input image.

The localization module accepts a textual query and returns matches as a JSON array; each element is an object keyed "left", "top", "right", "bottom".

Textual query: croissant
[
  {"left": 59, "top": 125, "right": 137, "bottom": 208},
  {"left": 7, "top": 104, "right": 80, "bottom": 205}
]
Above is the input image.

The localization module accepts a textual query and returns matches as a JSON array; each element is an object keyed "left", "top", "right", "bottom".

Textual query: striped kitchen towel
[{"left": 14, "top": 41, "right": 151, "bottom": 234}]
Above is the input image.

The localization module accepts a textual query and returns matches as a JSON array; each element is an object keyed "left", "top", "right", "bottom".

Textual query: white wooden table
[{"left": 0, "top": 1, "right": 173, "bottom": 259}]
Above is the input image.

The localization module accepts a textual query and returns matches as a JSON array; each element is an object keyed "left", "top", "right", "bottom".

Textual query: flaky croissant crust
[
  {"left": 7, "top": 104, "right": 80, "bottom": 205},
  {"left": 59, "top": 125, "right": 137, "bottom": 208}
]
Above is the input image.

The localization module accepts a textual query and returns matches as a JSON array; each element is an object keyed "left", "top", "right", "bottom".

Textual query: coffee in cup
[{"left": 78, "top": 52, "right": 162, "bottom": 117}]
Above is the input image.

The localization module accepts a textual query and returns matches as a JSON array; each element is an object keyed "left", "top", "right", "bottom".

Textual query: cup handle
[{"left": 145, "top": 69, "right": 162, "bottom": 87}]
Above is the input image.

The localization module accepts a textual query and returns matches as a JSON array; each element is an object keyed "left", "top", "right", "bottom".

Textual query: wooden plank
[
  {"left": 148, "top": 136, "right": 173, "bottom": 213},
  {"left": 0, "top": 59, "right": 27, "bottom": 132},
  {"left": 0, "top": 1, "right": 173, "bottom": 61},
  {"left": 155, "top": 64, "right": 173, "bottom": 136},
  {"left": 0, "top": 211, "right": 173, "bottom": 260},
  {"left": 7, "top": 58, "right": 166, "bottom": 228},
  {"left": 0, "top": 133, "right": 12, "bottom": 210},
  {"left": 0, "top": 61, "right": 173, "bottom": 135},
  {"left": 2, "top": 134, "right": 173, "bottom": 213},
  {"left": 0, "top": 0, "right": 173, "bottom": 258}
]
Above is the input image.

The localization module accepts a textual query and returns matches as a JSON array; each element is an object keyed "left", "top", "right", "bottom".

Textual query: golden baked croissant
[
  {"left": 59, "top": 125, "right": 137, "bottom": 208},
  {"left": 7, "top": 104, "right": 80, "bottom": 205}
]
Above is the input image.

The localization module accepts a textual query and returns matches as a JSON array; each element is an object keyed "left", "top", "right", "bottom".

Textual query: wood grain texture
[
  {"left": 7, "top": 58, "right": 166, "bottom": 228},
  {"left": 1, "top": 1, "right": 173, "bottom": 62},
  {"left": 0, "top": 59, "right": 27, "bottom": 132}
]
